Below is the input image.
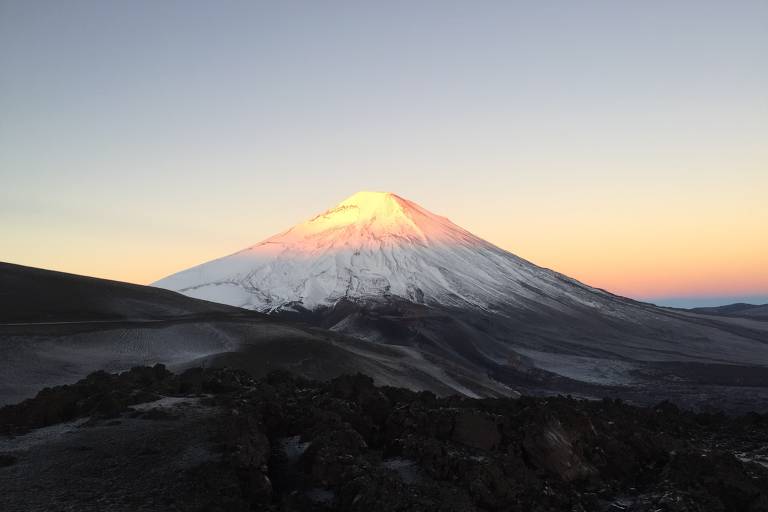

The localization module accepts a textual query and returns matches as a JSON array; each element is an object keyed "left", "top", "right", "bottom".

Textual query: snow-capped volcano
[
  {"left": 151, "top": 191, "right": 768, "bottom": 405},
  {"left": 153, "top": 191, "right": 606, "bottom": 313}
]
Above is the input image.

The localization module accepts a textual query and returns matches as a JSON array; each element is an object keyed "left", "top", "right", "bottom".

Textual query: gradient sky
[{"left": 1, "top": 1, "right": 766, "bottom": 307}]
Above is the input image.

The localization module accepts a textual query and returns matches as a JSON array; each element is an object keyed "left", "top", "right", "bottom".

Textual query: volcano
[
  {"left": 154, "top": 191, "right": 768, "bottom": 410},
  {"left": 153, "top": 191, "right": 611, "bottom": 312}
]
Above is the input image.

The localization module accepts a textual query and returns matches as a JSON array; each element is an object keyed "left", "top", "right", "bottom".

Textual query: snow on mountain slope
[{"left": 153, "top": 191, "right": 617, "bottom": 314}]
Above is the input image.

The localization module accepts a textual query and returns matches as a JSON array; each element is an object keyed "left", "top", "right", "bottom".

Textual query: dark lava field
[{"left": 1, "top": 366, "right": 767, "bottom": 511}]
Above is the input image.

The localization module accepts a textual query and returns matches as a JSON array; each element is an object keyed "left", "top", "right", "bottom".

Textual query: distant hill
[
  {"left": 0, "top": 262, "right": 251, "bottom": 323},
  {"left": 689, "top": 303, "right": 768, "bottom": 321}
]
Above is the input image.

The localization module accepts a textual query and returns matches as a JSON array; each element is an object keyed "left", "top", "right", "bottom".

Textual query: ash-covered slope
[
  {"left": 154, "top": 192, "right": 768, "bottom": 409},
  {"left": 0, "top": 263, "right": 510, "bottom": 405}
]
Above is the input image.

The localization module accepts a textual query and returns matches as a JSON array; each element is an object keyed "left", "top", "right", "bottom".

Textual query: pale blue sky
[{"left": 1, "top": 1, "right": 766, "bottom": 307}]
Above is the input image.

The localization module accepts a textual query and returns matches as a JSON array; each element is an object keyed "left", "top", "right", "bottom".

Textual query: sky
[{"left": 1, "top": 0, "right": 766, "bottom": 308}]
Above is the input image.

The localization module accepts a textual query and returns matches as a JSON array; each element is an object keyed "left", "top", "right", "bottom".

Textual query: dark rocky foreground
[{"left": 1, "top": 366, "right": 768, "bottom": 511}]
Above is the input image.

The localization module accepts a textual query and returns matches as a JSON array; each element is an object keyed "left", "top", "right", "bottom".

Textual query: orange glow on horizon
[{"left": 3, "top": 187, "right": 766, "bottom": 303}]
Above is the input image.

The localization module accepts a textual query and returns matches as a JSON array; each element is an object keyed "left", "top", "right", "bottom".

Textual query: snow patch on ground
[
  {"left": 131, "top": 396, "right": 201, "bottom": 411},
  {"left": 516, "top": 348, "right": 639, "bottom": 386},
  {"left": 736, "top": 449, "right": 768, "bottom": 468}
]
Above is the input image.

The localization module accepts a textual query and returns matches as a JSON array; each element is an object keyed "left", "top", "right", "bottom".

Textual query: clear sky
[{"left": 1, "top": 1, "right": 766, "bottom": 308}]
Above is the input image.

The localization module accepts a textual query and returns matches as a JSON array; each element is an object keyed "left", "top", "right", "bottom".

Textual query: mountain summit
[
  {"left": 297, "top": 190, "right": 465, "bottom": 244},
  {"left": 153, "top": 191, "right": 605, "bottom": 312},
  {"left": 260, "top": 190, "right": 477, "bottom": 248}
]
